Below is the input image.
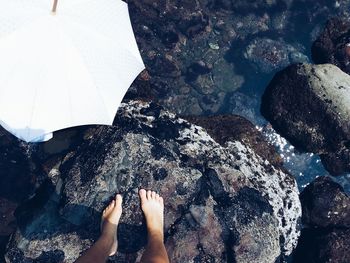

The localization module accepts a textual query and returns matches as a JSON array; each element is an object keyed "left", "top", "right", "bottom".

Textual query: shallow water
[{"left": 166, "top": 0, "right": 350, "bottom": 192}]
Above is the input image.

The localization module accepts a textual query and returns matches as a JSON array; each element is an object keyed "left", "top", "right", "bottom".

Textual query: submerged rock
[
  {"left": 5, "top": 100, "right": 301, "bottom": 263},
  {"left": 293, "top": 176, "right": 350, "bottom": 263},
  {"left": 261, "top": 63, "right": 350, "bottom": 175},
  {"left": 244, "top": 38, "right": 308, "bottom": 74}
]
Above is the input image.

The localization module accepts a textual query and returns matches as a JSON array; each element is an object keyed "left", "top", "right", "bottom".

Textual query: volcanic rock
[
  {"left": 293, "top": 176, "right": 350, "bottom": 263},
  {"left": 183, "top": 115, "right": 283, "bottom": 167},
  {"left": 300, "top": 176, "right": 350, "bottom": 228},
  {"left": 293, "top": 228, "right": 350, "bottom": 263},
  {"left": 312, "top": 18, "right": 350, "bottom": 74},
  {"left": 5, "top": 100, "right": 301, "bottom": 263},
  {"left": 261, "top": 63, "right": 350, "bottom": 175}
]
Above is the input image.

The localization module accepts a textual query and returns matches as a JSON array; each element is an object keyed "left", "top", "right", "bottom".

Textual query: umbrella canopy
[{"left": 0, "top": 0, "right": 145, "bottom": 142}]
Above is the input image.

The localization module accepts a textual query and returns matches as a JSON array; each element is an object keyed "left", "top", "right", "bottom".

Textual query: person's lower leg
[
  {"left": 74, "top": 233, "right": 114, "bottom": 263},
  {"left": 139, "top": 189, "right": 169, "bottom": 263},
  {"left": 140, "top": 232, "right": 169, "bottom": 263},
  {"left": 75, "top": 194, "right": 122, "bottom": 263}
]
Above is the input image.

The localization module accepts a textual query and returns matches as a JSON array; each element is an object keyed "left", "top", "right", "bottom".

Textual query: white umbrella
[{"left": 0, "top": 0, "right": 145, "bottom": 142}]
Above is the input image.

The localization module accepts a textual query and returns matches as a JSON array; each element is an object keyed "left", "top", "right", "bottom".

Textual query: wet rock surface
[
  {"left": 293, "top": 176, "right": 350, "bottom": 263},
  {"left": 300, "top": 176, "right": 350, "bottom": 228},
  {"left": 183, "top": 114, "right": 283, "bottom": 168},
  {"left": 261, "top": 63, "right": 350, "bottom": 175},
  {"left": 5, "top": 100, "right": 301, "bottom": 263},
  {"left": 312, "top": 18, "right": 350, "bottom": 74}
]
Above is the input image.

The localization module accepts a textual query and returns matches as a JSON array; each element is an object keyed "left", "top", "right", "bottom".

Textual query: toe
[
  {"left": 147, "top": 190, "right": 152, "bottom": 199},
  {"left": 108, "top": 200, "right": 115, "bottom": 210},
  {"left": 115, "top": 194, "right": 123, "bottom": 207},
  {"left": 159, "top": 197, "right": 164, "bottom": 204},
  {"left": 151, "top": 191, "right": 156, "bottom": 199},
  {"left": 139, "top": 189, "right": 147, "bottom": 201},
  {"left": 104, "top": 200, "right": 115, "bottom": 215},
  {"left": 156, "top": 193, "right": 160, "bottom": 200}
]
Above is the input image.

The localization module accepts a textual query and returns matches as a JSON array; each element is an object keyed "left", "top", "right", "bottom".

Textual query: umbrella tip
[{"left": 51, "top": 0, "right": 58, "bottom": 13}]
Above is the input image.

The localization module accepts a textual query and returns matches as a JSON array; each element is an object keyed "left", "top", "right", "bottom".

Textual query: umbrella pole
[{"left": 51, "top": 0, "right": 58, "bottom": 13}]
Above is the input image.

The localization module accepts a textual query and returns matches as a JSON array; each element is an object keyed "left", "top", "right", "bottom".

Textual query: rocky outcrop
[
  {"left": 183, "top": 115, "right": 283, "bottom": 167},
  {"left": 312, "top": 18, "right": 350, "bottom": 74},
  {"left": 261, "top": 63, "right": 350, "bottom": 175},
  {"left": 5, "top": 100, "right": 301, "bottom": 263},
  {"left": 293, "top": 176, "right": 350, "bottom": 263}
]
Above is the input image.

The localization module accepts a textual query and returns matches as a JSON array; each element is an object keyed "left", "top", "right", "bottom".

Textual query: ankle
[{"left": 147, "top": 229, "right": 164, "bottom": 242}]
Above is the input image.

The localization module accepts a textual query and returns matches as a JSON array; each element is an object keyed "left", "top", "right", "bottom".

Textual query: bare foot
[
  {"left": 101, "top": 194, "right": 122, "bottom": 256},
  {"left": 139, "top": 189, "right": 164, "bottom": 239}
]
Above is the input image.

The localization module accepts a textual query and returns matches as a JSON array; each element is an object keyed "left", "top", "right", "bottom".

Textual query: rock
[
  {"left": 147, "top": 55, "right": 181, "bottom": 78},
  {"left": 312, "top": 18, "right": 350, "bottom": 74},
  {"left": 244, "top": 38, "right": 308, "bottom": 74},
  {"left": 300, "top": 176, "right": 350, "bottom": 228},
  {"left": 122, "top": 0, "right": 251, "bottom": 115},
  {"left": 293, "top": 176, "right": 350, "bottom": 263},
  {"left": 320, "top": 149, "right": 350, "bottom": 176},
  {"left": 5, "top": 100, "right": 301, "bottom": 263},
  {"left": 183, "top": 115, "right": 283, "bottom": 167},
  {"left": 293, "top": 228, "right": 350, "bottom": 263},
  {"left": 271, "top": 11, "right": 291, "bottom": 31},
  {"left": 231, "top": 14, "right": 270, "bottom": 40},
  {"left": 0, "top": 127, "right": 45, "bottom": 262},
  {"left": 198, "top": 92, "right": 226, "bottom": 114},
  {"left": 0, "top": 129, "right": 38, "bottom": 203},
  {"left": 208, "top": 0, "right": 288, "bottom": 13},
  {"left": 261, "top": 63, "right": 350, "bottom": 175},
  {"left": 211, "top": 59, "right": 245, "bottom": 93},
  {"left": 122, "top": 1, "right": 350, "bottom": 118},
  {"left": 0, "top": 198, "right": 17, "bottom": 262},
  {"left": 123, "top": 71, "right": 155, "bottom": 102},
  {"left": 0, "top": 198, "right": 17, "bottom": 237},
  {"left": 186, "top": 61, "right": 212, "bottom": 82}
]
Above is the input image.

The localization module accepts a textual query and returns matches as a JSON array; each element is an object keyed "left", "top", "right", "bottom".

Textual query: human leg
[
  {"left": 74, "top": 194, "right": 123, "bottom": 263},
  {"left": 139, "top": 189, "right": 169, "bottom": 263}
]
